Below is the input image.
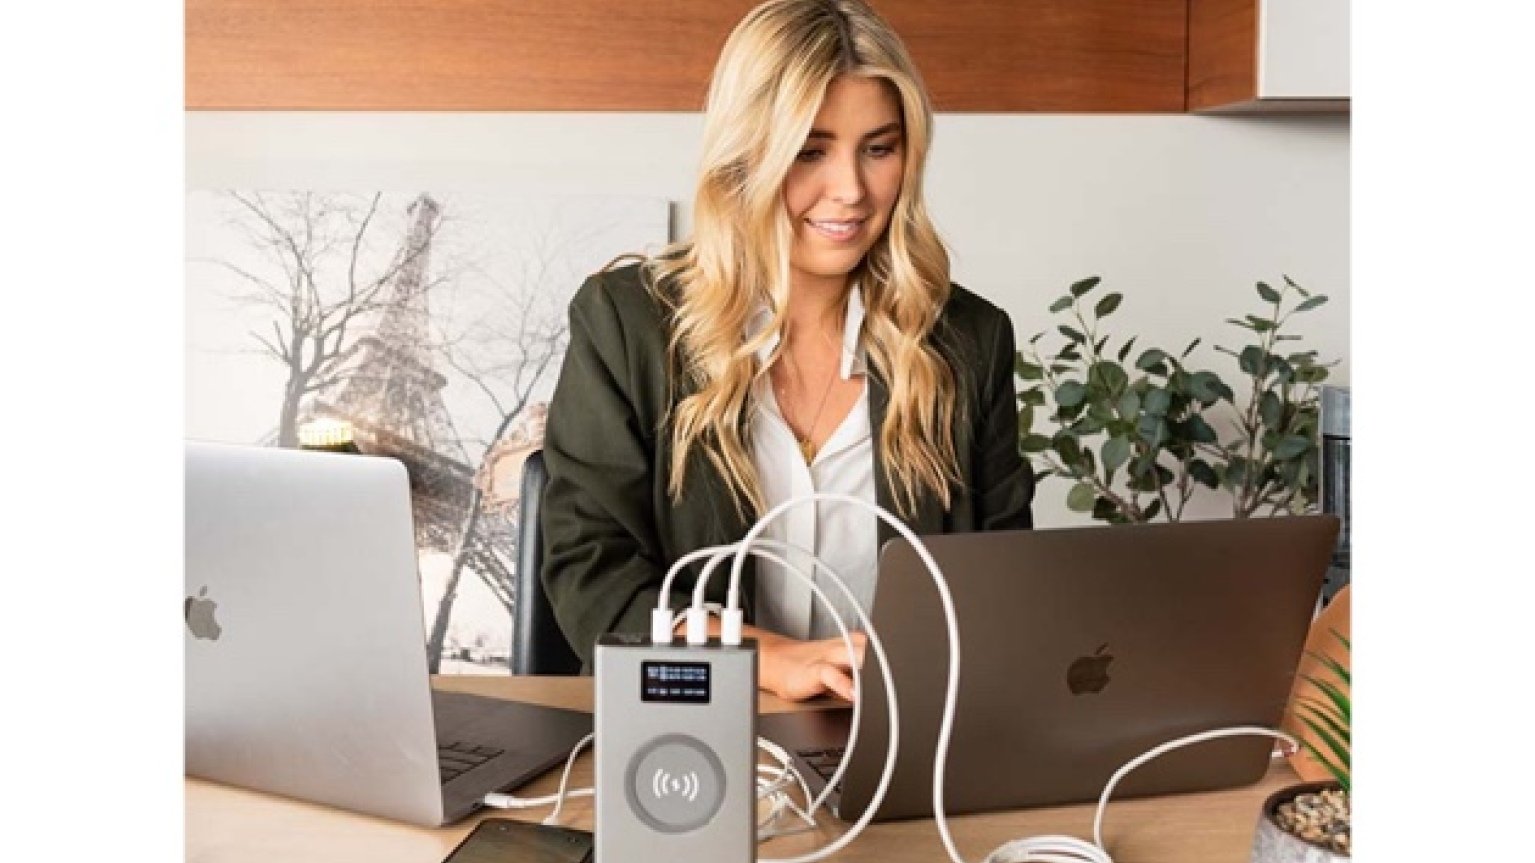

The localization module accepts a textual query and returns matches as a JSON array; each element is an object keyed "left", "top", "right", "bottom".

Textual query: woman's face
[{"left": 782, "top": 74, "right": 905, "bottom": 290}]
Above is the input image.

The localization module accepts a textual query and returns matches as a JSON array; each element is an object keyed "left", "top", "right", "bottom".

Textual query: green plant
[
  {"left": 1297, "top": 631, "right": 1351, "bottom": 794},
  {"left": 1015, "top": 275, "right": 1334, "bottom": 522}
]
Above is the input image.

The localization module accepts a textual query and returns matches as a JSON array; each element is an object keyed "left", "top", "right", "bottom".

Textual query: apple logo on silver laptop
[
  {"left": 1066, "top": 643, "right": 1113, "bottom": 695},
  {"left": 185, "top": 586, "right": 223, "bottom": 640}
]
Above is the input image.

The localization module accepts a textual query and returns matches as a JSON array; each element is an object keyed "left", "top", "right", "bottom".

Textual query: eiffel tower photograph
[{"left": 186, "top": 190, "right": 668, "bottom": 672}]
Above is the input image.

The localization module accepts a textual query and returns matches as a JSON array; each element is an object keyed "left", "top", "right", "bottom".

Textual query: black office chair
[{"left": 510, "top": 449, "right": 583, "bottom": 675}]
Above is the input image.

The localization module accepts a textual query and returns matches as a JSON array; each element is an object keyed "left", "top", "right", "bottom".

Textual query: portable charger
[{"left": 593, "top": 634, "right": 758, "bottom": 863}]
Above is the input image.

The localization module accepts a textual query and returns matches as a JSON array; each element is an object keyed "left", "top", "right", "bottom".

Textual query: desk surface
[{"left": 186, "top": 675, "right": 1294, "bottom": 863}]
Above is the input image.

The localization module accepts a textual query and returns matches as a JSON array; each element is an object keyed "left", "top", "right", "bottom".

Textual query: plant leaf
[
  {"left": 1183, "top": 414, "right": 1219, "bottom": 444},
  {"left": 1305, "top": 677, "right": 1352, "bottom": 726},
  {"left": 1102, "top": 436, "right": 1132, "bottom": 474},
  {"left": 1135, "top": 348, "right": 1169, "bottom": 371},
  {"left": 1296, "top": 716, "right": 1351, "bottom": 793},
  {"left": 1089, "top": 361, "right": 1129, "bottom": 394},
  {"left": 1069, "top": 276, "right": 1101, "bottom": 298},
  {"left": 1296, "top": 710, "right": 1351, "bottom": 777},
  {"left": 1187, "top": 371, "right": 1224, "bottom": 404},
  {"left": 1056, "top": 380, "right": 1087, "bottom": 408},
  {"left": 1019, "top": 433, "right": 1054, "bottom": 454},
  {"left": 1272, "top": 434, "right": 1311, "bottom": 460},
  {"left": 1189, "top": 458, "right": 1220, "bottom": 489},
  {"left": 1115, "top": 390, "right": 1140, "bottom": 418},
  {"left": 1259, "top": 391, "right": 1283, "bottom": 428},
  {"left": 1094, "top": 292, "right": 1123, "bottom": 318},
  {"left": 1239, "top": 345, "right": 1266, "bottom": 377},
  {"left": 1136, "top": 415, "right": 1169, "bottom": 446},
  {"left": 1066, "top": 482, "right": 1097, "bottom": 512},
  {"left": 1016, "top": 359, "right": 1044, "bottom": 381}
]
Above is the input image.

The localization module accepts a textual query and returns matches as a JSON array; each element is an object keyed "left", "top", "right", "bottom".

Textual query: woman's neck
[{"left": 785, "top": 274, "right": 850, "bottom": 345}]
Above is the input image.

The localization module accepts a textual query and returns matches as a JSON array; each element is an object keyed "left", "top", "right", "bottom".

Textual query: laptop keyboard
[
  {"left": 797, "top": 746, "right": 847, "bottom": 783},
  {"left": 437, "top": 740, "right": 505, "bottom": 785}
]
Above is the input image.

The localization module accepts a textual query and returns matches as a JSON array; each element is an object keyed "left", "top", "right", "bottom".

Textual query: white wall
[{"left": 187, "top": 112, "right": 1349, "bottom": 527}]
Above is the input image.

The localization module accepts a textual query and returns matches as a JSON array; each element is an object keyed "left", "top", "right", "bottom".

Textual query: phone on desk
[{"left": 441, "top": 818, "right": 594, "bottom": 863}]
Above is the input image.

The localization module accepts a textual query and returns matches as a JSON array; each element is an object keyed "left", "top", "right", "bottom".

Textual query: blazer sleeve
[
  {"left": 973, "top": 308, "right": 1035, "bottom": 530},
  {"left": 540, "top": 275, "right": 669, "bottom": 668}
]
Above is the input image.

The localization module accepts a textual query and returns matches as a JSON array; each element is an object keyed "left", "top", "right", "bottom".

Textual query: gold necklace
[{"left": 780, "top": 348, "right": 839, "bottom": 464}]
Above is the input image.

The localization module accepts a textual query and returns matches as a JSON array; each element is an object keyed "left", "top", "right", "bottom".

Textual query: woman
[{"left": 541, "top": 0, "right": 1033, "bottom": 701}]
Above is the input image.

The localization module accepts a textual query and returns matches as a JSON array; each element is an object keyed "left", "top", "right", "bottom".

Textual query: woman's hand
[{"left": 754, "top": 628, "right": 868, "bottom": 702}]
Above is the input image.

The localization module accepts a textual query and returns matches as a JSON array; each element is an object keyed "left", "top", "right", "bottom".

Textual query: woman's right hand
[{"left": 753, "top": 628, "right": 868, "bottom": 702}]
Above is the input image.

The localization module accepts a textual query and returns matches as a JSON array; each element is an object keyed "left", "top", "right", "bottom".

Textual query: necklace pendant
[{"left": 799, "top": 438, "right": 817, "bottom": 464}]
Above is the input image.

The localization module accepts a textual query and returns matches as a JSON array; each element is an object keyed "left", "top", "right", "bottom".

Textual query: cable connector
[
  {"left": 720, "top": 607, "right": 745, "bottom": 646},
  {"left": 651, "top": 607, "right": 675, "bottom": 645},
  {"left": 685, "top": 605, "right": 711, "bottom": 645}
]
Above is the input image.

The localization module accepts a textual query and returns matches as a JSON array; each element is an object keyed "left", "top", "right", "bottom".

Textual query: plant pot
[{"left": 1250, "top": 781, "right": 1350, "bottom": 862}]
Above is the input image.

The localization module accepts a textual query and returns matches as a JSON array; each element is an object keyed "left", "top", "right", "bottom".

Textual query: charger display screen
[{"left": 641, "top": 661, "right": 711, "bottom": 704}]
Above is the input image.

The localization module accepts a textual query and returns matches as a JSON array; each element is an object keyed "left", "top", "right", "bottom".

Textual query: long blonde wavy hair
[{"left": 647, "top": 0, "right": 960, "bottom": 519}]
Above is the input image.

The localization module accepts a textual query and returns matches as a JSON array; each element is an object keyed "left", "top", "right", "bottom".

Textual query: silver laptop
[
  {"left": 184, "top": 441, "right": 592, "bottom": 826},
  {"left": 758, "top": 515, "right": 1339, "bottom": 822}
]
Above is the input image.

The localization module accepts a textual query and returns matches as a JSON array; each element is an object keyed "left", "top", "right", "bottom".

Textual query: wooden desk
[{"left": 186, "top": 675, "right": 1293, "bottom": 862}]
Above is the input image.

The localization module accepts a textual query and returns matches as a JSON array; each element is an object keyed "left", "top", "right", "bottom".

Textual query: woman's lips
[{"left": 807, "top": 218, "right": 865, "bottom": 243}]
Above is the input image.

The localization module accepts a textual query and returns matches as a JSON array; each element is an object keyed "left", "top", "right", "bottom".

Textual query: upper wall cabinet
[
  {"left": 185, "top": 0, "right": 1188, "bottom": 112},
  {"left": 1188, "top": 0, "right": 1350, "bottom": 112}
]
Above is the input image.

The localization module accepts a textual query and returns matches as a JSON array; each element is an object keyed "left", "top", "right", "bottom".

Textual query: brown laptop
[{"left": 758, "top": 515, "right": 1338, "bottom": 822}]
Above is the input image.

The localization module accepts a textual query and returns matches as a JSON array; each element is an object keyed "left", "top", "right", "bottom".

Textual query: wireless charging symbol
[
  {"left": 626, "top": 734, "right": 726, "bottom": 833},
  {"left": 653, "top": 769, "right": 701, "bottom": 802}
]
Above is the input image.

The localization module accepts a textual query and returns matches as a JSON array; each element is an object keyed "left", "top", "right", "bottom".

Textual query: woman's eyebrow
[{"left": 805, "top": 121, "right": 903, "bottom": 141}]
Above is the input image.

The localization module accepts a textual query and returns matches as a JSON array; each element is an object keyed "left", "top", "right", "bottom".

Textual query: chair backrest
[{"left": 511, "top": 449, "right": 583, "bottom": 675}]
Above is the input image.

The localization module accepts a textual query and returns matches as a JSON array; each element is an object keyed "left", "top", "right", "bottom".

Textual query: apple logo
[
  {"left": 1066, "top": 643, "right": 1113, "bottom": 695},
  {"left": 185, "top": 586, "right": 223, "bottom": 641}
]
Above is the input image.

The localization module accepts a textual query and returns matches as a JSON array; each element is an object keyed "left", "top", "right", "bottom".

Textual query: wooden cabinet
[
  {"left": 185, "top": 0, "right": 1187, "bottom": 112},
  {"left": 1188, "top": 0, "right": 1350, "bottom": 112}
]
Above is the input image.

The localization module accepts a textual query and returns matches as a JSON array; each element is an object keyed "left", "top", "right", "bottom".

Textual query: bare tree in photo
[
  {"left": 204, "top": 191, "right": 447, "bottom": 447},
  {"left": 424, "top": 222, "right": 583, "bottom": 672}
]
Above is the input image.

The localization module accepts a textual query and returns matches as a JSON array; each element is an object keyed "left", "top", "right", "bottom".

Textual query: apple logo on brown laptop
[
  {"left": 1067, "top": 643, "right": 1113, "bottom": 695},
  {"left": 185, "top": 586, "right": 223, "bottom": 641}
]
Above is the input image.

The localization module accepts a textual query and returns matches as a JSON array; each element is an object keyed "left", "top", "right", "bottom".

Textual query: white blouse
[{"left": 746, "top": 286, "right": 879, "bottom": 642}]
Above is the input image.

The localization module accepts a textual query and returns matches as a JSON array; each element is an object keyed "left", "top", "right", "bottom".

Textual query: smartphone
[{"left": 440, "top": 818, "right": 594, "bottom": 863}]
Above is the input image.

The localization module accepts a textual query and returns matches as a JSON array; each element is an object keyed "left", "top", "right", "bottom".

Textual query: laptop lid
[
  {"left": 834, "top": 515, "right": 1338, "bottom": 821},
  {"left": 185, "top": 441, "right": 448, "bottom": 825}
]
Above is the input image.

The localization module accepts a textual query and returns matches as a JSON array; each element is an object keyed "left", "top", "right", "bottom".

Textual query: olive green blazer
[{"left": 540, "top": 263, "right": 1034, "bottom": 667}]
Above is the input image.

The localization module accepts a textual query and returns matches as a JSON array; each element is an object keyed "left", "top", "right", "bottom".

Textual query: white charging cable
[
  {"left": 980, "top": 726, "right": 1300, "bottom": 863},
  {"left": 676, "top": 492, "right": 1301, "bottom": 863}
]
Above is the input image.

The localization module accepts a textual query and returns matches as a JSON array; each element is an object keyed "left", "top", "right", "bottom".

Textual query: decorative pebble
[{"left": 1274, "top": 788, "right": 1350, "bottom": 855}]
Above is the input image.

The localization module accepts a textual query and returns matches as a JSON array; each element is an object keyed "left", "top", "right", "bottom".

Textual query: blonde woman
[{"left": 541, "top": 0, "right": 1033, "bottom": 701}]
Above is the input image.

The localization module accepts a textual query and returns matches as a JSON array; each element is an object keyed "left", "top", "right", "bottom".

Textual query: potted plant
[
  {"left": 1253, "top": 587, "right": 1351, "bottom": 861},
  {"left": 1015, "top": 275, "right": 1334, "bottom": 522}
]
